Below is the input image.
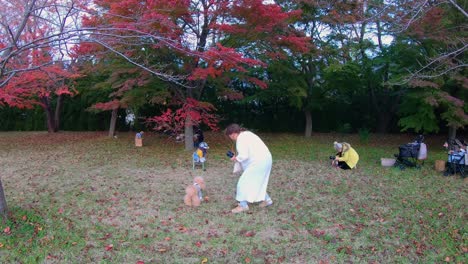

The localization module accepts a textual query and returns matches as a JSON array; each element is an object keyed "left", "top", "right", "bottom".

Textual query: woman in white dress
[{"left": 225, "top": 124, "right": 273, "bottom": 213}]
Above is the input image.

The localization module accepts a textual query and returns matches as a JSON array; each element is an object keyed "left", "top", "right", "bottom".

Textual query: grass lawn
[{"left": 0, "top": 131, "right": 466, "bottom": 263}]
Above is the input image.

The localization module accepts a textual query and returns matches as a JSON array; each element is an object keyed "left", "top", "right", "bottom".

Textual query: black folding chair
[{"left": 394, "top": 143, "right": 421, "bottom": 169}]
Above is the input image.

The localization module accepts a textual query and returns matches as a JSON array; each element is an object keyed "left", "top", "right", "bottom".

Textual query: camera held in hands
[
  {"left": 226, "top": 150, "right": 234, "bottom": 158},
  {"left": 329, "top": 156, "right": 336, "bottom": 160}
]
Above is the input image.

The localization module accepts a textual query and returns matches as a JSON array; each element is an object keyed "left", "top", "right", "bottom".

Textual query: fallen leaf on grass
[
  {"left": 311, "top": 229, "right": 325, "bottom": 238},
  {"left": 337, "top": 246, "right": 352, "bottom": 254},
  {"left": 158, "top": 248, "right": 167, "bottom": 253},
  {"left": 136, "top": 261, "right": 145, "bottom": 264},
  {"left": 105, "top": 244, "right": 113, "bottom": 251},
  {"left": 0, "top": 243, "right": 3, "bottom": 248},
  {"left": 245, "top": 257, "right": 251, "bottom": 263},
  {"left": 3, "top": 227, "right": 11, "bottom": 234},
  {"left": 201, "top": 257, "right": 208, "bottom": 263},
  {"left": 244, "top": 231, "right": 256, "bottom": 237},
  {"left": 99, "top": 233, "right": 113, "bottom": 240}
]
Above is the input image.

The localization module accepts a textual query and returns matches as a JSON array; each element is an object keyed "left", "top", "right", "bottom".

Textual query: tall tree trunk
[
  {"left": 376, "top": 112, "right": 391, "bottom": 133},
  {"left": 53, "top": 94, "right": 63, "bottom": 132},
  {"left": 448, "top": 125, "right": 457, "bottom": 149},
  {"left": 109, "top": 108, "right": 118, "bottom": 137},
  {"left": 304, "top": 110, "right": 312, "bottom": 137},
  {"left": 41, "top": 97, "right": 56, "bottom": 133},
  {"left": 0, "top": 178, "right": 7, "bottom": 221},
  {"left": 185, "top": 115, "right": 194, "bottom": 151}
]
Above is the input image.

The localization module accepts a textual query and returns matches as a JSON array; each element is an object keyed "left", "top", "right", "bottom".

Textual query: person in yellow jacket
[{"left": 332, "top": 141, "right": 359, "bottom": 170}]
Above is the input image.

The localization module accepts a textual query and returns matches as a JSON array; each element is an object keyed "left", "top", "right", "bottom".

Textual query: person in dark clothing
[{"left": 193, "top": 126, "right": 204, "bottom": 148}]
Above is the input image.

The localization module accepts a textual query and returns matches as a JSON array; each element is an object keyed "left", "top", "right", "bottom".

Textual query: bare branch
[
  {"left": 447, "top": 0, "right": 468, "bottom": 18},
  {"left": 92, "top": 39, "right": 192, "bottom": 88}
]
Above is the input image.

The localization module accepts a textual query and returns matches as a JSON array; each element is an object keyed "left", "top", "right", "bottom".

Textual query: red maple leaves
[
  {"left": 0, "top": 64, "right": 80, "bottom": 109},
  {"left": 147, "top": 98, "right": 219, "bottom": 135}
]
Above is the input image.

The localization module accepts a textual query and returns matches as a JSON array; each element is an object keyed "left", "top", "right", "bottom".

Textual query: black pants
[{"left": 337, "top": 161, "right": 351, "bottom": 170}]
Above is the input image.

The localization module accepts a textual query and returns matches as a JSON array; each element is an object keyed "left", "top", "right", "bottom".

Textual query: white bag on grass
[{"left": 418, "top": 143, "right": 427, "bottom": 160}]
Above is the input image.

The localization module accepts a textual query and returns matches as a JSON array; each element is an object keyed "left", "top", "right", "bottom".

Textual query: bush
[
  {"left": 359, "top": 128, "right": 370, "bottom": 143},
  {"left": 337, "top": 123, "right": 353, "bottom": 134}
]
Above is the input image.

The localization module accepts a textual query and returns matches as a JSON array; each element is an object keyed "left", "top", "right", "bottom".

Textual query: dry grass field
[{"left": 0, "top": 131, "right": 466, "bottom": 263}]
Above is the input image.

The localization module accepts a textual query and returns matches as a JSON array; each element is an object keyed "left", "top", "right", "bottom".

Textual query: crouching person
[{"left": 331, "top": 142, "right": 359, "bottom": 170}]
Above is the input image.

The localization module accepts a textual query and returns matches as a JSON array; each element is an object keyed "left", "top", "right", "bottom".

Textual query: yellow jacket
[{"left": 336, "top": 143, "right": 359, "bottom": 169}]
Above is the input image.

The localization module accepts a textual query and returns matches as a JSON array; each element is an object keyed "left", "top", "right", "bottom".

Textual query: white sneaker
[
  {"left": 259, "top": 200, "right": 273, "bottom": 208},
  {"left": 231, "top": 205, "right": 249, "bottom": 213}
]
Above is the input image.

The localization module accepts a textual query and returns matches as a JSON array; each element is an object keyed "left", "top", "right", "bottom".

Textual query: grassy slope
[{"left": 0, "top": 131, "right": 466, "bottom": 263}]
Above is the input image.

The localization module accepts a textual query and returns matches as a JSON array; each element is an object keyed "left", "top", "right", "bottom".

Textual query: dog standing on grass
[{"left": 184, "top": 176, "right": 206, "bottom": 207}]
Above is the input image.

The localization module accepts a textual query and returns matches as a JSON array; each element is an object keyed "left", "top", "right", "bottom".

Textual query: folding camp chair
[{"left": 444, "top": 152, "right": 466, "bottom": 178}]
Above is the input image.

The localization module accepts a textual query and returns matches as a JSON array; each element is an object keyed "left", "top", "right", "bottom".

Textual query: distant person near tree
[{"left": 193, "top": 126, "right": 204, "bottom": 148}]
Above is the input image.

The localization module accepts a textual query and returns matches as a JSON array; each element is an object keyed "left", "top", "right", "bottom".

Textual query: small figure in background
[
  {"left": 135, "top": 131, "right": 144, "bottom": 147},
  {"left": 175, "top": 133, "right": 185, "bottom": 143},
  {"left": 193, "top": 126, "right": 204, "bottom": 148},
  {"left": 193, "top": 141, "right": 209, "bottom": 170},
  {"left": 135, "top": 131, "right": 144, "bottom": 139},
  {"left": 331, "top": 141, "right": 359, "bottom": 170}
]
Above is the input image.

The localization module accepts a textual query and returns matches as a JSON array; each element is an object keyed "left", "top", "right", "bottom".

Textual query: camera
[
  {"left": 226, "top": 150, "right": 234, "bottom": 158},
  {"left": 329, "top": 156, "right": 335, "bottom": 160}
]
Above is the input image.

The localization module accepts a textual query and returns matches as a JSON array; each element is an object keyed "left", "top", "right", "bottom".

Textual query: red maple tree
[
  {"left": 0, "top": 0, "right": 84, "bottom": 132},
  {"left": 76, "top": 0, "right": 310, "bottom": 148},
  {"left": 2, "top": 63, "right": 80, "bottom": 132}
]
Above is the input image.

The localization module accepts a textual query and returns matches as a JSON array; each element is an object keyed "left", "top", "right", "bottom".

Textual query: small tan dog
[{"left": 184, "top": 176, "right": 206, "bottom": 207}]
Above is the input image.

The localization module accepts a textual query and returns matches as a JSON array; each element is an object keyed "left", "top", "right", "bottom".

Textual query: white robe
[{"left": 235, "top": 131, "right": 272, "bottom": 203}]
